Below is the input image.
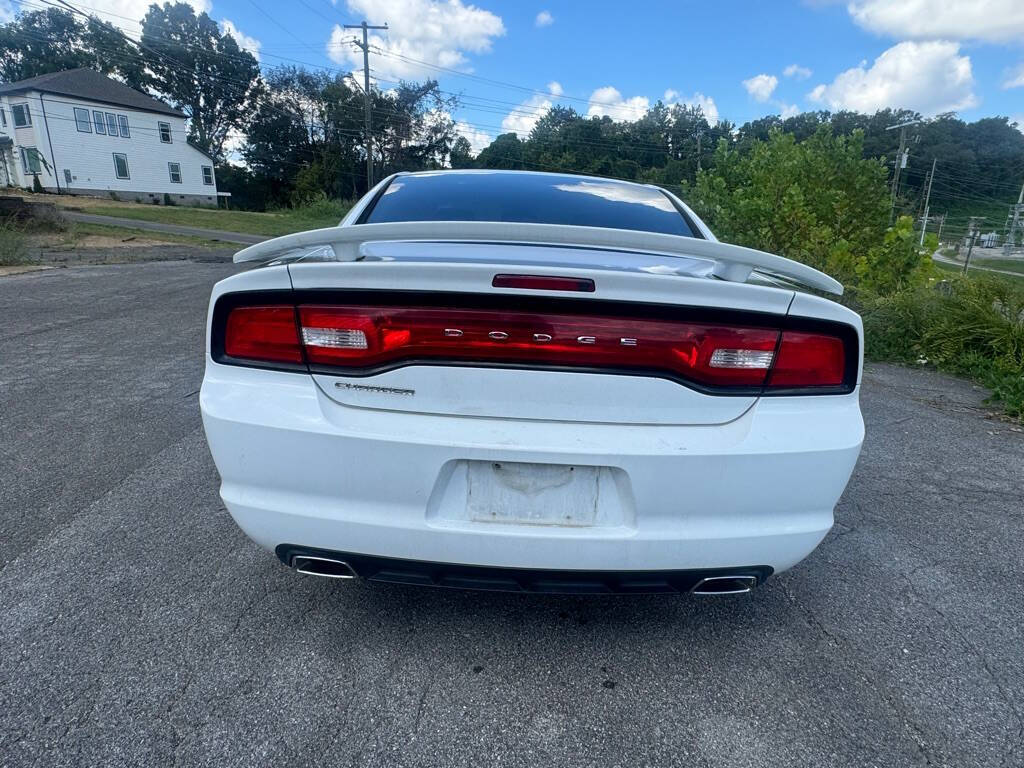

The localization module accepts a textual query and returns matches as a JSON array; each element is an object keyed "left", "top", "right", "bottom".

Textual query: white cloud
[
  {"left": 808, "top": 41, "right": 976, "bottom": 115},
  {"left": 586, "top": 86, "right": 649, "bottom": 121},
  {"left": 455, "top": 121, "right": 492, "bottom": 154},
  {"left": 779, "top": 103, "right": 800, "bottom": 118},
  {"left": 327, "top": 0, "right": 505, "bottom": 81},
  {"left": 664, "top": 90, "right": 720, "bottom": 124},
  {"left": 847, "top": 0, "right": 1024, "bottom": 43},
  {"left": 783, "top": 64, "right": 812, "bottom": 80},
  {"left": 501, "top": 81, "right": 563, "bottom": 137},
  {"left": 219, "top": 19, "right": 261, "bottom": 61},
  {"left": 535, "top": 10, "right": 553, "bottom": 27},
  {"left": 1004, "top": 63, "right": 1024, "bottom": 90},
  {"left": 742, "top": 73, "right": 778, "bottom": 102}
]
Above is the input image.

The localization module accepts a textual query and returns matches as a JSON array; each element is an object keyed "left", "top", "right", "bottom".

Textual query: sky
[{"left": 2, "top": 0, "right": 1023, "bottom": 152}]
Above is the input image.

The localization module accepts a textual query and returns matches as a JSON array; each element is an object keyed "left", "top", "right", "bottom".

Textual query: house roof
[{"left": 0, "top": 68, "right": 184, "bottom": 118}]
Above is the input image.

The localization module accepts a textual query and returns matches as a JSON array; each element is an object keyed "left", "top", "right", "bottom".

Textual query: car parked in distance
[{"left": 201, "top": 170, "right": 864, "bottom": 595}]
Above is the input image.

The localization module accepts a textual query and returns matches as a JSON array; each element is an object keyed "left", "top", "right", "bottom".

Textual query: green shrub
[
  {"left": 290, "top": 163, "right": 324, "bottom": 207},
  {"left": 32, "top": 174, "right": 43, "bottom": 193},
  {"left": 267, "top": 195, "right": 353, "bottom": 224},
  {"left": 0, "top": 216, "right": 29, "bottom": 265},
  {"left": 862, "top": 276, "right": 1024, "bottom": 417}
]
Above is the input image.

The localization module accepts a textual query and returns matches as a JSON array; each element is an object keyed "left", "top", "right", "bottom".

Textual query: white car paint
[{"left": 200, "top": 171, "right": 865, "bottom": 592}]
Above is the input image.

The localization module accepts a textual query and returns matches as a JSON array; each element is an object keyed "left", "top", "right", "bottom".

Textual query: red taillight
[
  {"left": 297, "top": 305, "right": 780, "bottom": 387},
  {"left": 492, "top": 274, "right": 596, "bottom": 292},
  {"left": 224, "top": 306, "right": 303, "bottom": 363},
  {"left": 218, "top": 301, "right": 850, "bottom": 392},
  {"left": 767, "top": 331, "right": 846, "bottom": 388}
]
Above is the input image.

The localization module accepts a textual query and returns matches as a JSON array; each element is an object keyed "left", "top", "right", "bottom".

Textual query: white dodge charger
[{"left": 200, "top": 170, "right": 864, "bottom": 595}]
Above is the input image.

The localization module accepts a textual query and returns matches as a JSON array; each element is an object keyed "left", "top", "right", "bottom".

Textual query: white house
[{"left": 0, "top": 68, "right": 219, "bottom": 207}]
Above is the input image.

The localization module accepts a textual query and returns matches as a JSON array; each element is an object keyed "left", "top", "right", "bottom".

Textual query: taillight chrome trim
[{"left": 211, "top": 289, "right": 859, "bottom": 397}]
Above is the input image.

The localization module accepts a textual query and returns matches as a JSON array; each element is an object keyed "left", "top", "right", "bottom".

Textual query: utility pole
[
  {"left": 962, "top": 216, "right": 985, "bottom": 275},
  {"left": 919, "top": 158, "right": 936, "bottom": 247},
  {"left": 344, "top": 20, "right": 388, "bottom": 190},
  {"left": 886, "top": 119, "right": 920, "bottom": 224},
  {"left": 695, "top": 129, "right": 703, "bottom": 173},
  {"left": 937, "top": 212, "right": 946, "bottom": 243}
]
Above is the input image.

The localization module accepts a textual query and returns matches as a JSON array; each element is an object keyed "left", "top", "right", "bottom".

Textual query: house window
[
  {"left": 20, "top": 147, "right": 42, "bottom": 174},
  {"left": 117, "top": 115, "right": 130, "bottom": 138},
  {"left": 12, "top": 103, "right": 31, "bottom": 127},
  {"left": 0, "top": 108, "right": 6, "bottom": 127},
  {"left": 63, "top": 169, "right": 72, "bottom": 185},
  {"left": 105, "top": 113, "right": 118, "bottom": 136},
  {"left": 201, "top": 165, "right": 214, "bottom": 185},
  {"left": 113, "top": 153, "right": 129, "bottom": 179},
  {"left": 74, "top": 107, "right": 92, "bottom": 133},
  {"left": 93, "top": 110, "right": 106, "bottom": 134},
  {"left": 168, "top": 162, "right": 182, "bottom": 184},
  {"left": 158, "top": 121, "right": 172, "bottom": 143}
]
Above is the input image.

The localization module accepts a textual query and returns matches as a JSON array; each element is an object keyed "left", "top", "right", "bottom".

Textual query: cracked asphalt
[{"left": 1, "top": 261, "right": 1022, "bottom": 767}]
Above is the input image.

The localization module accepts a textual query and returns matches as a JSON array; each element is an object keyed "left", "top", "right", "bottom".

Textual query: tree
[
  {"left": 449, "top": 136, "right": 474, "bottom": 168},
  {"left": 244, "top": 67, "right": 460, "bottom": 202},
  {"left": 0, "top": 8, "right": 143, "bottom": 87},
  {"left": 140, "top": 2, "right": 260, "bottom": 160},
  {"left": 476, "top": 133, "right": 527, "bottom": 169},
  {"left": 692, "top": 127, "right": 930, "bottom": 295},
  {"left": 370, "top": 80, "right": 459, "bottom": 174}
]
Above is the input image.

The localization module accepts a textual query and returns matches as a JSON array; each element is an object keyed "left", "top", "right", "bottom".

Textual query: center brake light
[{"left": 220, "top": 303, "right": 849, "bottom": 391}]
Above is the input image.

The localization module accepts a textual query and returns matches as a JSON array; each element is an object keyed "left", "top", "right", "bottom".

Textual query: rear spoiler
[{"left": 233, "top": 221, "right": 843, "bottom": 296}]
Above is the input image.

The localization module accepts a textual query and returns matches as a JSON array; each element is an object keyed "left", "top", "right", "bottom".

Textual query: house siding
[{"left": 0, "top": 90, "right": 217, "bottom": 205}]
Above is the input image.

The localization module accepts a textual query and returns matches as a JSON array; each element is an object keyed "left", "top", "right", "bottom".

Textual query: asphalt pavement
[{"left": 1, "top": 261, "right": 1022, "bottom": 768}]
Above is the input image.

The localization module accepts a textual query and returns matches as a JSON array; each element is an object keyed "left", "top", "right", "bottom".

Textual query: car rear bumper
[
  {"left": 201, "top": 364, "right": 864, "bottom": 576},
  {"left": 275, "top": 546, "right": 774, "bottom": 594}
]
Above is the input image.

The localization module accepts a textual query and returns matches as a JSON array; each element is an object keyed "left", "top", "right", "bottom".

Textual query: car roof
[{"left": 393, "top": 169, "right": 663, "bottom": 191}]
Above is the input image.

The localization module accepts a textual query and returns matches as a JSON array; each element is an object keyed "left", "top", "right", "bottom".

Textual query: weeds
[
  {"left": 0, "top": 216, "right": 29, "bottom": 265},
  {"left": 861, "top": 276, "right": 1024, "bottom": 418}
]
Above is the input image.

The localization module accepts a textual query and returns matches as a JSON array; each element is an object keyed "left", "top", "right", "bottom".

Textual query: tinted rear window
[{"left": 362, "top": 172, "right": 697, "bottom": 237}]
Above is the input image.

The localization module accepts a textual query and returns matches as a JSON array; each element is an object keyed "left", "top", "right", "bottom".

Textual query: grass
[
  {"left": 933, "top": 258, "right": 1024, "bottom": 282},
  {"left": 63, "top": 222, "right": 226, "bottom": 248},
  {"left": 51, "top": 195, "right": 352, "bottom": 237},
  {"left": 2, "top": 213, "right": 229, "bottom": 268},
  {"left": 0, "top": 218, "right": 29, "bottom": 265},
  {"left": 972, "top": 258, "right": 1024, "bottom": 276},
  {"left": 862, "top": 275, "right": 1024, "bottom": 419}
]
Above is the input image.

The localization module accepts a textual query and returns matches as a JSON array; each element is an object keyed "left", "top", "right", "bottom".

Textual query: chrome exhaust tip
[
  {"left": 292, "top": 555, "right": 357, "bottom": 580},
  {"left": 690, "top": 575, "right": 758, "bottom": 595}
]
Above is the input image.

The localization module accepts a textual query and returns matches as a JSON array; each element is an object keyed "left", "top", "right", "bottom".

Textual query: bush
[
  {"left": 32, "top": 174, "right": 44, "bottom": 193},
  {"left": 289, "top": 195, "right": 352, "bottom": 221},
  {"left": 862, "top": 277, "right": 1024, "bottom": 418},
  {"left": 266, "top": 195, "right": 353, "bottom": 224},
  {"left": 291, "top": 163, "right": 324, "bottom": 207},
  {"left": 0, "top": 216, "right": 29, "bottom": 265}
]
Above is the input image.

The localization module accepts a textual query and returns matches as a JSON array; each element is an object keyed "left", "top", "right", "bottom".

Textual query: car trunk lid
[{"left": 286, "top": 253, "right": 795, "bottom": 426}]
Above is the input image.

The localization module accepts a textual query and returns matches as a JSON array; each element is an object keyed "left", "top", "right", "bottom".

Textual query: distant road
[
  {"left": 932, "top": 250, "right": 1024, "bottom": 277},
  {"left": 64, "top": 211, "right": 268, "bottom": 245}
]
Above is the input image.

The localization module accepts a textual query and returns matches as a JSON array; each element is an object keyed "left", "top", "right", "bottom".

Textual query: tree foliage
[
  {"left": 140, "top": 3, "right": 260, "bottom": 160},
  {"left": 240, "top": 66, "right": 459, "bottom": 206},
  {"left": 0, "top": 8, "right": 144, "bottom": 86},
  {"left": 692, "top": 128, "right": 930, "bottom": 294}
]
